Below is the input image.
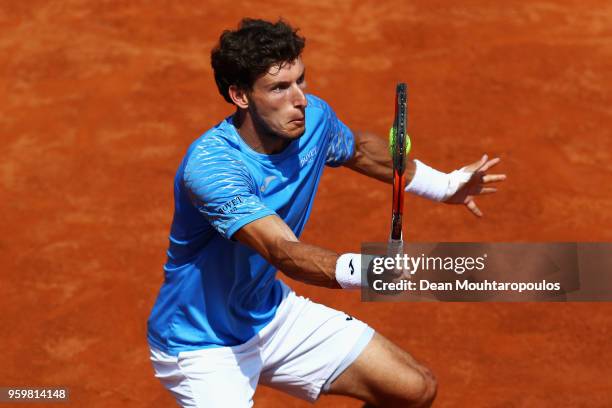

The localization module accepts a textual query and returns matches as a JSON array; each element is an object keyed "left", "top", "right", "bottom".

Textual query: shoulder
[
  {"left": 305, "top": 94, "right": 341, "bottom": 131},
  {"left": 306, "top": 94, "right": 333, "bottom": 114},
  {"left": 187, "top": 119, "right": 240, "bottom": 158},
  {"left": 183, "top": 119, "right": 251, "bottom": 183},
  {"left": 184, "top": 119, "right": 244, "bottom": 168}
]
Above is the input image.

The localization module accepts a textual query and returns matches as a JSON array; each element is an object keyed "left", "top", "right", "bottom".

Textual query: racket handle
[{"left": 387, "top": 238, "right": 404, "bottom": 258}]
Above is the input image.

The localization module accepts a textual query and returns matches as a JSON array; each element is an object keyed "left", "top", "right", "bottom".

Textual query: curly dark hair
[{"left": 211, "top": 18, "right": 306, "bottom": 104}]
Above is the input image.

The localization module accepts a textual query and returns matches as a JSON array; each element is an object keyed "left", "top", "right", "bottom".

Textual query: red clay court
[{"left": 1, "top": 1, "right": 611, "bottom": 407}]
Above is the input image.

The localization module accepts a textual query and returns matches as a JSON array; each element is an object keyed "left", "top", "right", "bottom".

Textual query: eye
[{"left": 271, "top": 83, "right": 289, "bottom": 93}]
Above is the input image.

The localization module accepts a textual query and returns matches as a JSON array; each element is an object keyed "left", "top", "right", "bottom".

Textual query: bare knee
[
  {"left": 329, "top": 333, "right": 438, "bottom": 407},
  {"left": 411, "top": 367, "right": 437, "bottom": 407},
  {"left": 383, "top": 365, "right": 438, "bottom": 407}
]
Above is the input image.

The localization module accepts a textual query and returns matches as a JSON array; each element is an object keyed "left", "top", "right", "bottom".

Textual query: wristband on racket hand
[
  {"left": 335, "top": 253, "right": 363, "bottom": 289},
  {"left": 335, "top": 253, "right": 404, "bottom": 291},
  {"left": 404, "top": 159, "right": 472, "bottom": 201}
]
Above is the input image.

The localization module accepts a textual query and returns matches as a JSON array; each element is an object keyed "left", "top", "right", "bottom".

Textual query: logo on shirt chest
[{"left": 299, "top": 146, "right": 318, "bottom": 168}]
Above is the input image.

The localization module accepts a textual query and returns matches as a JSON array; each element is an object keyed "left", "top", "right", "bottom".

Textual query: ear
[{"left": 228, "top": 85, "right": 250, "bottom": 109}]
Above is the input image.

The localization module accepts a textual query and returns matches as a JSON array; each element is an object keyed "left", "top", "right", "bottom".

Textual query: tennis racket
[{"left": 389, "top": 83, "right": 410, "bottom": 256}]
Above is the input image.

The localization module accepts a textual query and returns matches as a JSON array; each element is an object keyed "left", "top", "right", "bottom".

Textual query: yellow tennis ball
[{"left": 388, "top": 127, "right": 411, "bottom": 156}]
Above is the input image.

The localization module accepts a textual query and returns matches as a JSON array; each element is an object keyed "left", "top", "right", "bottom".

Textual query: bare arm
[
  {"left": 343, "top": 131, "right": 506, "bottom": 217},
  {"left": 343, "top": 131, "right": 416, "bottom": 185},
  {"left": 233, "top": 215, "right": 342, "bottom": 289}
]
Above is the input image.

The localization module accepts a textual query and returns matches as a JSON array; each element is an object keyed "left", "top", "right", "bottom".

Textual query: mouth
[{"left": 290, "top": 117, "right": 305, "bottom": 125}]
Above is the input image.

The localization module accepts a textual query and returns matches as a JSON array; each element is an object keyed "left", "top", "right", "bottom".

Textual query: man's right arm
[{"left": 233, "top": 215, "right": 343, "bottom": 289}]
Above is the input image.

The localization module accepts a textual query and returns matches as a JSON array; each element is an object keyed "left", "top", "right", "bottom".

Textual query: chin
[
  {"left": 293, "top": 127, "right": 306, "bottom": 138},
  {"left": 282, "top": 126, "right": 306, "bottom": 139}
]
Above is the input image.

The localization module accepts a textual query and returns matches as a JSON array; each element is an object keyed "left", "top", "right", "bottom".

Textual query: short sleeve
[
  {"left": 183, "top": 137, "right": 276, "bottom": 239},
  {"left": 323, "top": 103, "right": 355, "bottom": 167}
]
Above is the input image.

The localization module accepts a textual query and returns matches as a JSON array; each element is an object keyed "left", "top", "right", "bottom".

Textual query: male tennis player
[{"left": 147, "top": 18, "right": 505, "bottom": 407}]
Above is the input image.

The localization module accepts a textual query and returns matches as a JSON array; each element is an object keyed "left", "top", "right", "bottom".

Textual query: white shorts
[{"left": 149, "top": 282, "right": 374, "bottom": 407}]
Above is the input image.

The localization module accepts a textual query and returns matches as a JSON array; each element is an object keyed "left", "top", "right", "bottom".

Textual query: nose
[{"left": 291, "top": 84, "right": 307, "bottom": 109}]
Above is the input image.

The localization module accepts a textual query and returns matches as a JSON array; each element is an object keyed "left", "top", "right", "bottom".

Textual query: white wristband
[
  {"left": 335, "top": 253, "right": 362, "bottom": 289},
  {"left": 405, "top": 160, "right": 472, "bottom": 201}
]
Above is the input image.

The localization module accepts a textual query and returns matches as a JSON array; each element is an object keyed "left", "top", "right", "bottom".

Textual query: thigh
[
  {"left": 326, "top": 332, "right": 436, "bottom": 405},
  {"left": 258, "top": 291, "right": 374, "bottom": 402},
  {"left": 150, "top": 346, "right": 261, "bottom": 408}
]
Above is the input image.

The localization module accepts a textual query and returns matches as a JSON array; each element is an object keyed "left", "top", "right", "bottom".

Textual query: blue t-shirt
[{"left": 147, "top": 95, "right": 355, "bottom": 355}]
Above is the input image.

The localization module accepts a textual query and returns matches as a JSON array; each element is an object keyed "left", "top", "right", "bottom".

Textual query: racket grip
[{"left": 387, "top": 238, "right": 404, "bottom": 258}]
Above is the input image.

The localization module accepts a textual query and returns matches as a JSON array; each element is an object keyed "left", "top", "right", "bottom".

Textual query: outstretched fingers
[
  {"left": 477, "top": 186, "right": 497, "bottom": 194},
  {"left": 475, "top": 155, "right": 500, "bottom": 171},
  {"left": 466, "top": 199, "right": 483, "bottom": 217},
  {"left": 482, "top": 173, "right": 506, "bottom": 183}
]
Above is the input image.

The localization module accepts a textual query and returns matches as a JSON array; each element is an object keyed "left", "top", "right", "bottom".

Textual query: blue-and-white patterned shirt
[{"left": 147, "top": 94, "right": 355, "bottom": 355}]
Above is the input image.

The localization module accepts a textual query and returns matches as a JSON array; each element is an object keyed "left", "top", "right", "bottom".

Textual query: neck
[{"left": 233, "top": 109, "right": 290, "bottom": 155}]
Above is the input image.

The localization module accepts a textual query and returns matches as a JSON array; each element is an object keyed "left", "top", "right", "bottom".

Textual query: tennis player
[{"left": 147, "top": 18, "right": 505, "bottom": 407}]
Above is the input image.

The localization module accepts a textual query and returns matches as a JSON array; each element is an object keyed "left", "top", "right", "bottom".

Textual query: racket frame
[{"left": 390, "top": 83, "right": 408, "bottom": 245}]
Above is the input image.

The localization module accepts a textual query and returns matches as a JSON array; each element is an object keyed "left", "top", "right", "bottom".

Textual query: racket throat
[
  {"left": 390, "top": 173, "right": 406, "bottom": 241},
  {"left": 390, "top": 218, "right": 403, "bottom": 241}
]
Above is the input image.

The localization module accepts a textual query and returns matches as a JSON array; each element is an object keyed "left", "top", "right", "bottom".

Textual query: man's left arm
[
  {"left": 343, "top": 131, "right": 507, "bottom": 217},
  {"left": 343, "top": 131, "right": 410, "bottom": 184}
]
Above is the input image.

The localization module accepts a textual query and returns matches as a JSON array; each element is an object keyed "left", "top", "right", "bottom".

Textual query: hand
[
  {"left": 366, "top": 253, "right": 410, "bottom": 295},
  {"left": 444, "top": 154, "right": 506, "bottom": 217}
]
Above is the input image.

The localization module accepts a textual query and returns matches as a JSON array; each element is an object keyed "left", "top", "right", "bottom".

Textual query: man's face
[{"left": 247, "top": 58, "right": 307, "bottom": 140}]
